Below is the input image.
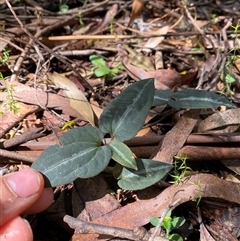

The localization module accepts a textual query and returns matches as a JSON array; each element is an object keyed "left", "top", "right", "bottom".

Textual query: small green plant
[
  {"left": 220, "top": 22, "right": 240, "bottom": 95},
  {"left": 4, "top": 84, "right": 19, "bottom": 114},
  {"left": 33, "top": 79, "right": 172, "bottom": 189},
  {"left": 59, "top": 0, "right": 69, "bottom": 12},
  {"left": 89, "top": 55, "right": 121, "bottom": 79},
  {"left": 83, "top": 0, "right": 89, "bottom": 7},
  {"left": 192, "top": 180, "right": 202, "bottom": 207},
  {"left": 170, "top": 155, "right": 192, "bottom": 184},
  {"left": 78, "top": 12, "right": 85, "bottom": 30},
  {"left": 32, "top": 80, "right": 235, "bottom": 189},
  {"left": 150, "top": 210, "right": 185, "bottom": 241},
  {"left": 228, "top": 23, "right": 240, "bottom": 60},
  {"left": 0, "top": 73, "right": 19, "bottom": 115},
  {"left": 0, "top": 48, "right": 10, "bottom": 65},
  {"left": 218, "top": 71, "right": 236, "bottom": 96},
  {"left": 109, "top": 13, "right": 115, "bottom": 34}
]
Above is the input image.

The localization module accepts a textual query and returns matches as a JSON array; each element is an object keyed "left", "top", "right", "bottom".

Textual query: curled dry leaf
[
  {"left": 47, "top": 72, "right": 95, "bottom": 126},
  {"left": 197, "top": 108, "right": 240, "bottom": 133}
]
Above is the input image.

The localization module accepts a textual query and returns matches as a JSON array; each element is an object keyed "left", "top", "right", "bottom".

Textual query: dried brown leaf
[
  {"left": 153, "top": 68, "right": 181, "bottom": 89},
  {"left": 47, "top": 72, "right": 95, "bottom": 126},
  {"left": 197, "top": 108, "right": 240, "bottom": 133},
  {"left": 143, "top": 26, "right": 169, "bottom": 53}
]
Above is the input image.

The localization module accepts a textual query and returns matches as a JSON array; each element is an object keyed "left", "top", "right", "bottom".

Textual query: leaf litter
[{"left": 1, "top": 0, "right": 240, "bottom": 240}]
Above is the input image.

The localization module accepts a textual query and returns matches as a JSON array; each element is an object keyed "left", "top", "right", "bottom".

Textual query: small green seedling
[
  {"left": 220, "top": 23, "right": 240, "bottom": 96},
  {"left": 150, "top": 210, "right": 185, "bottom": 241},
  {"left": 78, "top": 12, "right": 85, "bottom": 29},
  {"left": 59, "top": 0, "right": 69, "bottom": 12},
  {"left": 89, "top": 54, "right": 120, "bottom": 79},
  {"left": 32, "top": 79, "right": 235, "bottom": 189},
  {"left": 218, "top": 71, "right": 236, "bottom": 96},
  {"left": 0, "top": 73, "right": 19, "bottom": 115},
  {"left": 0, "top": 48, "right": 10, "bottom": 65},
  {"left": 32, "top": 79, "right": 173, "bottom": 190},
  {"left": 192, "top": 180, "right": 202, "bottom": 207},
  {"left": 109, "top": 13, "right": 115, "bottom": 34},
  {"left": 170, "top": 155, "right": 192, "bottom": 184}
]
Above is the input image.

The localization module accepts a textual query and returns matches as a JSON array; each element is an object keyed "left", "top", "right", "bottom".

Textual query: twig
[
  {"left": 149, "top": 195, "right": 182, "bottom": 241},
  {"left": 207, "top": 18, "right": 232, "bottom": 90},
  {"left": 63, "top": 215, "right": 168, "bottom": 241},
  {"left": 2, "top": 127, "right": 45, "bottom": 149},
  {"left": 0, "top": 149, "right": 35, "bottom": 163},
  {"left": 183, "top": 4, "right": 216, "bottom": 55},
  {"left": 0, "top": 105, "right": 39, "bottom": 139},
  {"left": 4, "top": 0, "right": 95, "bottom": 93},
  {"left": 0, "top": 37, "right": 25, "bottom": 52}
]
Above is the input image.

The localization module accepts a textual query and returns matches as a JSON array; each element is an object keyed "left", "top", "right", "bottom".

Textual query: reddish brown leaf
[{"left": 127, "top": 0, "right": 144, "bottom": 27}]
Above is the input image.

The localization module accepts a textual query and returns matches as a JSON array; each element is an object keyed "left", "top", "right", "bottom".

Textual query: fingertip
[
  {"left": 0, "top": 217, "right": 33, "bottom": 241},
  {"left": 0, "top": 168, "right": 45, "bottom": 226},
  {"left": 25, "top": 187, "right": 54, "bottom": 214},
  {"left": 5, "top": 168, "right": 44, "bottom": 198}
]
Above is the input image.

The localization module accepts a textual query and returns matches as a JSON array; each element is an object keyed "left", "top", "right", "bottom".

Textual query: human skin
[{"left": 0, "top": 168, "right": 54, "bottom": 241}]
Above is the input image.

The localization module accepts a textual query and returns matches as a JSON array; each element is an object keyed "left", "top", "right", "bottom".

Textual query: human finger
[
  {"left": 0, "top": 216, "right": 33, "bottom": 241},
  {"left": 0, "top": 168, "right": 44, "bottom": 226},
  {"left": 24, "top": 187, "right": 53, "bottom": 214}
]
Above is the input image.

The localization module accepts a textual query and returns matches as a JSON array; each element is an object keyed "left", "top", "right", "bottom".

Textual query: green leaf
[
  {"left": 150, "top": 217, "right": 160, "bottom": 227},
  {"left": 114, "top": 158, "right": 172, "bottom": 190},
  {"left": 108, "top": 139, "right": 137, "bottom": 169},
  {"left": 59, "top": 4, "right": 69, "bottom": 12},
  {"left": 171, "top": 217, "right": 185, "bottom": 229},
  {"left": 89, "top": 55, "right": 106, "bottom": 67},
  {"left": 165, "top": 210, "right": 172, "bottom": 217},
  {"left": 168, "top": 233, "right": 183, "bottom": 241},
  {"left": 111, "top": 68, "right": 119, "bottom": 74},
  {"left": 60, "top": 125, "right": 103, "bottom": 145},
  {"left": 94, "top": 67, "right": 111, "bottom": 77},
  {"left": 225, "top": 73, "right": 236, "bottom": 84},
  {"left": 153, "top": 89, "right": 173, "bottom": 106},
  {"left": 162, "top": 216, "right": 172, "bottom": 230},
  {"left": 32, "top": 126, "right": 112, "bottom": 187},
  {"left": 47, "top": 72, "right": 95, "bottom": 126},
  {"left": 99, "top": 79, "right": 155, "bottom": 141},
  {"left": 168, "top": 89, "right": 236, "bottom": 109}
]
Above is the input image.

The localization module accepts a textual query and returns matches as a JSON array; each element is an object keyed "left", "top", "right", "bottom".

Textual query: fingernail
[{"left": 6, "top": 169, "right": 40, "bottom": 198}]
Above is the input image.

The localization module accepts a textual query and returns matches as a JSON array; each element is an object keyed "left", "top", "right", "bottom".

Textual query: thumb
[{"left": 0, "top": 168, "right": 44, "bottom": 226}]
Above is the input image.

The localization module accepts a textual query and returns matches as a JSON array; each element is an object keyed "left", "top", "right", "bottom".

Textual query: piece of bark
[
  {"left": 151, "top": 109, "right": 200, "bottom": 163},
  {"left": 178, "top": 146, "right": 240, "bottom": 161}
]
